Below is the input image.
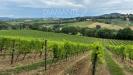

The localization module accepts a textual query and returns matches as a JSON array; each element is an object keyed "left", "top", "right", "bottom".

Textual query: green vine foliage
[{"left": 90, "top": 42, "right": 105, "bottom": 64}]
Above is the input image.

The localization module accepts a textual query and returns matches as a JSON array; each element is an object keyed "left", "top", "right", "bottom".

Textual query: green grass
[
  {"left": 105, "top": 50, "right": 125, "bottom": 75},
  {"left": 0, "top": 30, "right": 133, "bottom": 45},
  {"left": 0, "top": 30, "right": 98, "bottom": 44},
  {"left": 64, "top": 21, "right": 93, "bottom": 27}
]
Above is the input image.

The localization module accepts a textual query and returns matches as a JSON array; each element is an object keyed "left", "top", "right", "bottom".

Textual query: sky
[{"left": 0, "top": 0, "right": 133, "bottom": 18}]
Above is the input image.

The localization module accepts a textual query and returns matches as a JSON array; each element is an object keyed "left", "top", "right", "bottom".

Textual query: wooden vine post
[
  {"left": 11, "top": 40, "right": 15, "bottom": 65},
  {"left": 92, "top": 53, "right": 98, "bottom": 75},
  {"left": 44, "top": 40, "right": 47, "bottom": 71}
]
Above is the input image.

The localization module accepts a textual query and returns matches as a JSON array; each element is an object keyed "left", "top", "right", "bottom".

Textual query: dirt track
[
  {"left": 64, "top": 55, "right": 91, "bottom": 75},
  {"left": 64, "top": 54, "right": 110, "bottom": 75}
]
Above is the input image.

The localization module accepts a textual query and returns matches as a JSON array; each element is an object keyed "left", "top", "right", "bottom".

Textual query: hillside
[
  {"left": 0, "top": 30, "right": 97, "bottom": 44},
  {"left": 64, "top": 21, "right": 132, "bottom": 30}
]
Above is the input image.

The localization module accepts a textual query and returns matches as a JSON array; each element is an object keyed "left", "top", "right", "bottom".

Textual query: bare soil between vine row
[
  {"left": 18, "top": 54, "right": 89, "bottom": 75},
  {"left": 0, "top": 53, "right": 52, "bottom": 71},
  {"left": 19, "top": 53, "right": 110, "bottom": 75}
]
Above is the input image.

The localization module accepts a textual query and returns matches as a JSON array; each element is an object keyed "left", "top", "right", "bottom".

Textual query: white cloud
[
  {"left": 1, "top": 0, "right": 133, "bottom": 9},
  {"left": 0, "top": 14, "right": 14, "bottom": 17},
  {"left": 44, "top": 0, "right": 83, "bottom": 8},
  {"left": 1, "top": 0, "right": 84, "bottom": 8},
  {"left": 0, "top": 0, "right": 133, "bottom": 17}
]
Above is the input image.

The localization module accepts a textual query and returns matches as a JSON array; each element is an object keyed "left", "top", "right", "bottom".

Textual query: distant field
[
  {"left": 65, "top": 21, "right": 123, "bottom": 30},
  {"left": 65, "top": 21, "right": 133, "bottom": 30},
  {"left": 64, "top": 21, "right": 94, "bottom": 27},
  {"left": 87, "top": 22, "right": 123, "bottom": 30}
]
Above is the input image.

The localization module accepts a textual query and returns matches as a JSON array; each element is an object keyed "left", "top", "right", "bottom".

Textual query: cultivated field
[
  {"left": 0, "top": 30, "right": 132, "bottom": 75},
  {"left": 64, "top": 21, "right": 133, "bottom": 30}
]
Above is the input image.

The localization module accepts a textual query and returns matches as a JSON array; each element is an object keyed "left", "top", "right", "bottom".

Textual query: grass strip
[{"left": 105, "top": 50, "right": 125, "bottom": 75}]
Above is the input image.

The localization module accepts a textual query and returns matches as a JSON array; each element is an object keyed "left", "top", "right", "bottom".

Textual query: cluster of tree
[
  {"left": 128, "top": 14, "right": 133, "bottom": 21},
  {"left": 60, "top": 26, "right": 133, "bottom": 40},
  {"left": 0, "top": 21, "right": 12, "bottom": 30},
  {"left": 117, "top": 28, "right": 133, "bottom": 40}
]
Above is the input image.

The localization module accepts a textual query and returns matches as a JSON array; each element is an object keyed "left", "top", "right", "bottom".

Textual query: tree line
[{"left": 60, "top": 26, "right": 133, "bottom": 40}]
